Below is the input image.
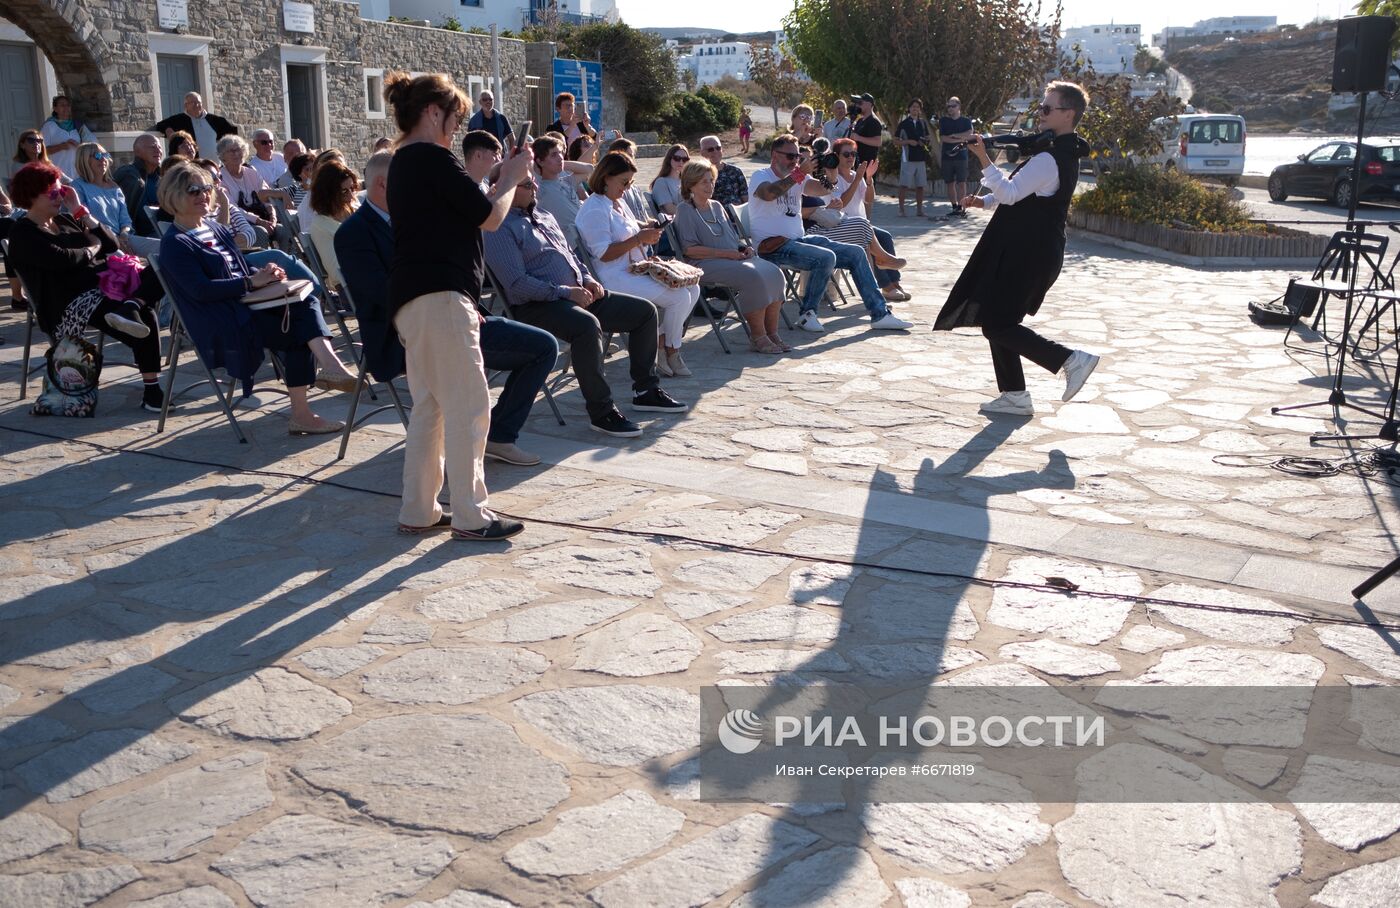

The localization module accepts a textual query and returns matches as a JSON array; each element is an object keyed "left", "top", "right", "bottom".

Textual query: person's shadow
[{"left": 665, "top": 418, "right": 1075, "bottom": 899}]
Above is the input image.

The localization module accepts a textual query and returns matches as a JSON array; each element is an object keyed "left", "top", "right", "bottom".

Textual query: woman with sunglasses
[
  {"left": 8, "top": 130, "right": 52, "bottom": 194},
  {"left": 157, "top": 160, "right": 352, "bottom": 433},
  {"left": 72, "top": 143, "right": 159, "bottom": 257},
  {"left": 649, "top": 144, "right": 690, "bottom": 216},
  {"left": 808, "top": 138, "right": 906, "bottom": 290},
  {"left": 6, "top": 161, "right": 167, "bottom": 412},
  {"left": 935, "top": 81, "right": 1100, "bottom": 417}
]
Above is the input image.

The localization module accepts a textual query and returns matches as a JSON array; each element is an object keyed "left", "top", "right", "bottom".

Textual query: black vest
[{"left": 935, "top": 133, "right": 1089, "bottom": 330}]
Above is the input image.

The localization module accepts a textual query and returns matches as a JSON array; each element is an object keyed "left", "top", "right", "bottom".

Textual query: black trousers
[
  {"left": 982, "top": 322, "right": 1072, "bottom": 393},
  {"left": 90, "top": 298, "right": 160, "bottom": 374},
  {"left": 511, "top": 291, "right": 659, "bottom": 419}
]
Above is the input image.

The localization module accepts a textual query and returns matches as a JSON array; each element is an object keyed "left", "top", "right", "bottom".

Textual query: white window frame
[
  {"left": 147, "top": 33, "right": 215, "bottom": 121},
  {"left": 278, "top": 44, "right": 330, "bottom": 148},
  {"left": 364, "top": 67, "right": 386, "bottom": 120}
]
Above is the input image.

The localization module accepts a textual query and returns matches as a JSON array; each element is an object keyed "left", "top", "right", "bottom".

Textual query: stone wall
[{"left": 0, "top": 0, "right": 526, "bottom": 166}]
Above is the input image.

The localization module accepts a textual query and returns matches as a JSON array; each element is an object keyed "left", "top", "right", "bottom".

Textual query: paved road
[{"left": 1236, "top": 185, "right": 1400, "bottom": 237}]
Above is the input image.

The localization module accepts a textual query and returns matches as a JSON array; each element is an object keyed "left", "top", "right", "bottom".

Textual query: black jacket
[
  {"left": 334, "top": 203, "right": 405, "bottom": 382},
  {"left": 151, "top": 112, "right": 239, "bottom": 140},
  {"left": 7, "top": 215, "right": 117, "bottom": 334},
  {"left": 935, "top": 133, "right": 1090, "bottom": 330}
]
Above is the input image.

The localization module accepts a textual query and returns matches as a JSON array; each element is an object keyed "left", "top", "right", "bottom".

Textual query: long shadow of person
[
  {"left": 675, "top": 418, "right": 1075, "bottom": 900},
  {"left": 0, "top": 442, "right": 517, "bottom": 815}
]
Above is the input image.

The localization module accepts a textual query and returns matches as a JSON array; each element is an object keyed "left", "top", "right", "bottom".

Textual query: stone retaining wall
[{"left": 1068, "top": 209, "right": 1328, "bottom": 260}]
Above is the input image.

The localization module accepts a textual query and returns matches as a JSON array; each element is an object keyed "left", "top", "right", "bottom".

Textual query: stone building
[{"left": 0, "top": 0, "right": 527, "bottom": 166}]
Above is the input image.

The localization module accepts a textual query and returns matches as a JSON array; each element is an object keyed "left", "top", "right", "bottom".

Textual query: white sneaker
[
  {"left": 1060, "top": 350, "right": 1101, "bottom": 402},
  {"left": 796, "top": 310, "right": 825, "bottom": 333},
  {"left": 979, "top": 391, "right": 1034, "bottom": 416},
  {"left": 870, "top": 313, "right": 913, "bottom": 330},
  {"left": 104, "top": 311, "right": 150, "bottom": 339}
]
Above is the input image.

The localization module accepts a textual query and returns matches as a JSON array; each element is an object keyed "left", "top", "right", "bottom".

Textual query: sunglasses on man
[{"left": 1038, "top": 104, "right": 1073, "bottom": 114}]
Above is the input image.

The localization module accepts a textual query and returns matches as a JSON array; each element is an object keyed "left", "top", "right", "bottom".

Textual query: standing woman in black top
[{"left": 384, "top": 71, "right": 535, "bottom": 541}]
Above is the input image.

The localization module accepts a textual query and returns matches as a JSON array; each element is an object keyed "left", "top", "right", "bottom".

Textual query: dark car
[{"left": 1268, "top": 141, "right": 1400, "bottom": 208}]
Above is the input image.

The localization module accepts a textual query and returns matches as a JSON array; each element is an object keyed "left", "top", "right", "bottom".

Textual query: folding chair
[
  {"left": 661, "top": 220, "right": 747, "bottom": 354},
  {"left": 335, "top": 282, "right": 410, "bottom": 462},
  {"left": 144, "top": 206, "right": 172, "bottom": 238},
  {"left": 482, "top": 262, "right": 570, "bottom": 427},
  {"left": 298, "top": 231, "right": 361, "bottom": 366},
  {"left": 2, "top": 238, "right": 43, "bottom": 399},
  {"left": 147, "top": 253, "right": 266, "bottom": 443},
  {"left": 725, "top": 202, "right": 795, "bottom": 329}
]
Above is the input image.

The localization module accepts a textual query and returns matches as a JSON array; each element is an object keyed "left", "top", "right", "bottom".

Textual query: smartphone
[{"left": 513, "top": 119, "right": 532, "bottom": 152}]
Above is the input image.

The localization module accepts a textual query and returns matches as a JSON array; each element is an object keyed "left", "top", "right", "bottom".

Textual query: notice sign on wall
[
  {"left": 282, "top": 1, "right": 315, "bottom": 34},
  {"left": 156, "top": 0, "right": 188, "bottom": 29}
]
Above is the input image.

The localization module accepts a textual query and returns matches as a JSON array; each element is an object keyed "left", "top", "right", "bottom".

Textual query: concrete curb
[{"left": 1068, "top": 226, "right": 1315, "bottom": 269}]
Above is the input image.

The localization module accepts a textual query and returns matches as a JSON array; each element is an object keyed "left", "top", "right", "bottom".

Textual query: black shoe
[
  {"left": 590, "top": 408, "right": 643, "bottom": 437},
  {"left": 632, "top": 388, "right": 689, "bottom": 413},
  {"left": 452, "top": 517, "right": 524, "bottom": 541},
  {"left": 141, "top": 383, "right": 165, "bottom": 413}
]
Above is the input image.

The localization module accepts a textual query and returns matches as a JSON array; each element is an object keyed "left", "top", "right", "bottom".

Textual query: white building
[
  {"left": 1153, "top": 16, "right": 1277, "bottom": 47},
  {"left": 378, "top": 0, "right": 619, "bottom": 30},
  {"left": 1060, "top": 23, "right": 1142, "bottom": 75},
  {"left": 676, "top": 41, "right": 751, "bottom": 85}
]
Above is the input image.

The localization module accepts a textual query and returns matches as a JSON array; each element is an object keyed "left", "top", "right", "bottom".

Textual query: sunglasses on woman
[
  {"left": 186, "top": 183, "right": 214, "bottom": 196},
  {"left": 24, "top": 137, "right": 43, "bottom": 146},
  {"left": 673, "top": 155, "right": 689, "bottom": 163}
]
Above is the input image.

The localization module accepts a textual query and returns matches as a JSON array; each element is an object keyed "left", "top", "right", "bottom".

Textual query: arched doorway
[{"left": 0, "top": 0, "right": 114, "bottom": 133}]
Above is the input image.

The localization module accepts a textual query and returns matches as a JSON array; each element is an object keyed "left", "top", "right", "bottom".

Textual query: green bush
[
  {"left": 696, "top": 85, "right": 742, "bottom": 130},
  {"left": 1073, "top": 165, "right": 1259, "bottom": 233}
]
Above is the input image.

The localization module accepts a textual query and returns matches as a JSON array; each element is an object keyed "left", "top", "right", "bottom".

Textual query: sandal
[
  {"left": 749, "top": 336, "right": 784, "bottom": 354},
  {"left": 768, "top": 334, "right": 793, "bottom": 352}
]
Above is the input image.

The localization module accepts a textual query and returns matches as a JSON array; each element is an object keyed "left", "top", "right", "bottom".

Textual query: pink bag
[{"left": 98, "top": 252, "right": 144, "bottom": 301}]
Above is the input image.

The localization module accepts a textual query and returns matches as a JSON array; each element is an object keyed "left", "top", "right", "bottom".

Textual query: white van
[{"left": 1148, "top": 114, "right": 1247, "bottom": 180}]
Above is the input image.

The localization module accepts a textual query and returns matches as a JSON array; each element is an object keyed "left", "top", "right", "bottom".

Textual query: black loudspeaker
[{"left": 1333, "top": 15, "right": 1396, "bottom": 94}]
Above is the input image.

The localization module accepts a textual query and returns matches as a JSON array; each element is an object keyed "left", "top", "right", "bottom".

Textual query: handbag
[
  {"left": 806, "top": 207, "right": 843, "bottom": 229},
  {"left": 98, "top": 251, "right": 145, "bottom": 301},
  {"left": 628, "top": 257, "right": 703, "bottom": 289},
  {"left": 32, "top": 288, "right": 106, "bottom": 417}
]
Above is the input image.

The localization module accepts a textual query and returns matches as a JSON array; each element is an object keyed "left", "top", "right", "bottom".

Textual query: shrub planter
[{"left": 1068, "top": 209, "right": 1328, "bottom": 261}]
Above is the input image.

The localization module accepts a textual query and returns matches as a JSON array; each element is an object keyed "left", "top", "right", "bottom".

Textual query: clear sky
[{"left": 614, "top": 0, "right": 1360, "bottom": 42}]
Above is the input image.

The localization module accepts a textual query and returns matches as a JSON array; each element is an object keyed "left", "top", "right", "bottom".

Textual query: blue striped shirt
[{"left": 483, "top": 204, "right": 594, "bottom": 305}]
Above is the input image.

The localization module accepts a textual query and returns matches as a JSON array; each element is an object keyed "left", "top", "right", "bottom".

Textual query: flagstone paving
[{"left": 3, "top": 165, "right": 1400, "bottom": 906}]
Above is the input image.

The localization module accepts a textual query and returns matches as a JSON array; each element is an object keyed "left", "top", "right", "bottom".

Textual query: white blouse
[{"left": 576, "top": 192, "right": 644, "bottom": 276}]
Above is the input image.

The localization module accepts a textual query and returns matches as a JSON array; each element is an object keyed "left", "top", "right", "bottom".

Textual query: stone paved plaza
[{"left": 4, "top": 173, "right": 1400, "bottom": 906}]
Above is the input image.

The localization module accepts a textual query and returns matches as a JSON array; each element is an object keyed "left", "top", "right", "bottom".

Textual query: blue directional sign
[{"left": 552, "top": 58, "right": 604, "bottom": 132}]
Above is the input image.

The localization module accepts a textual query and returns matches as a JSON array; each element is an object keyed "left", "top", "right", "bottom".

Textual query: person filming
[{"left": 933, "top": 80, "right": 1100, "bottom": 417}]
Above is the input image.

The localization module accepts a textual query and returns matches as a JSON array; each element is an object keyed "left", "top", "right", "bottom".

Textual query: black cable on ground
[
  {"left": 5, "top": 423, "right": 1400, "bottom": 633},
  {"left": 1213, "top": 446, "right": 1400, "bottom": 486}
]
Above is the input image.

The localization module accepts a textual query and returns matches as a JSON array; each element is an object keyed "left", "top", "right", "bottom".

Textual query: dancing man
[{"left": 933, "top": 80, "right": 1100, "bottom": 417}]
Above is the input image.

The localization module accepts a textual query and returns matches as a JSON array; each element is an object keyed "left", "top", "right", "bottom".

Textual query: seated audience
[
  {"left": 697, "top": 135, "right": 747, "bottom": 206},
  {"left": 567, "top": 133, "right": 597, "bottom": 168},
  {"left": 675, "top": 161, "right": 789, "bottom": 354},
  {"left": 810, "top": 138, "right": 908, "bottom": 300},
  {"left": 308, "top": 161, "right": 359, "bottom": 290},
  {"left": 532, "top": 135, "right": 582, "bottom": 248},
  {"left": 650, "top": 144, "right": 689, "bottom": 215},
  {"left": 167, "top": 130, "right": 197, "bottom": 159},
  {"left": 484, "top": 170, "right": 687, "bottom": 437},
  {"left": 72, "top": 143, "right": 159, "bottom": 256},
  {"left": 274, "top": 139, "right": 307, "bottom": 191},
  {"left": 8, "top": 129, "right": 52, "bottom": 193},
  {"left": 336, "top": 148, "right": 558, "bottom": 466},
  {"left": 297, "top": 148, "right": 345, "bottom": 225},
  {"left": 157, "top": 160, "right": 355, "bottom": 431},
  {"left": 747, "top": 133, "right": 911, "bottom": 334},
  {"left": 6, "top": 161, "right": 165, "bottom": 411},
  {"left": 218, "top": 135, "right": 289, "bottom": 247},
  {"left": 577, "top": 151, "right": 701, "bottom": 377},
  {"left": 247, "top": 129, "right": 287, "bottom": 185},
  {"left": 283, "top": 152, "right": 314, "bottom": 213},
  {"left": 113, "top": 134, "right": 163, "bottom": 237}
]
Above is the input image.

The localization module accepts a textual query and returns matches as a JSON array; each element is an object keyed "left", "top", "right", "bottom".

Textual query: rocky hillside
[{"left": 1167, "top": 23, "right": 1400, "bottom": 131}]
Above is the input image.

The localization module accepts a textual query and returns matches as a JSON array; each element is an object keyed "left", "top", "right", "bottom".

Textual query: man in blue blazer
[{"left": 336, "top": 149, "right": 558, "bottom": 466}]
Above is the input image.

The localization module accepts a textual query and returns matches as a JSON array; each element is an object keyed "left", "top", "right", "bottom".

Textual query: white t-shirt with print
[{"left": 747, "top": 168, "right": 805, "bottom": 245}]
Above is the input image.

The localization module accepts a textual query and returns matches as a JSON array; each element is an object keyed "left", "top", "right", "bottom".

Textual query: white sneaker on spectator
[
  {"left": 796, "top": 310, "right": 825, "bottom": 333},
  {"left": 1060, "top": 350, "right": 1101, "bottom": 401},
  {"left": 979, "top": 391, "right": 1034, "bottom": 416},
  {"left": 870, "top": 313, "right": 913, "bottom": 330},
  {"left": 104, "top": 311, "right": 150, "bottom": 339}
]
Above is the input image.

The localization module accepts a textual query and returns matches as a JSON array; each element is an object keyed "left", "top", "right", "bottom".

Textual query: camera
[{"left": 817, "top": 151, "right": 841, "bottom": 171}]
